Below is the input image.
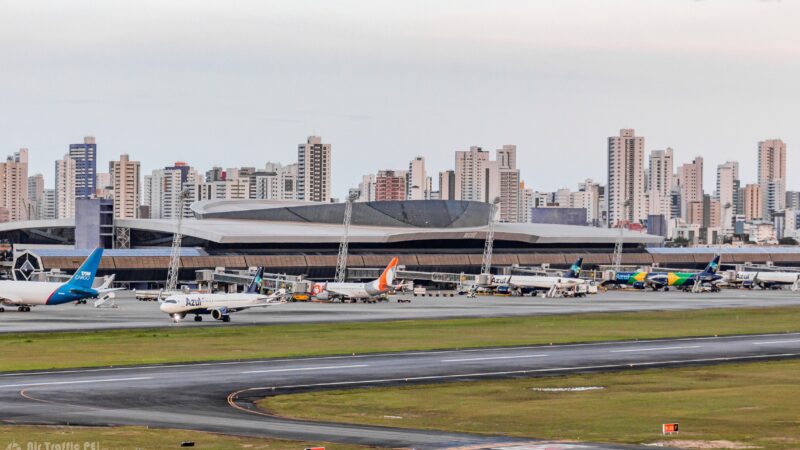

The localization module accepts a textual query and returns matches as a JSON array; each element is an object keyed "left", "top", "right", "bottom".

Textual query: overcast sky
[{"left": 1, "top": 0, "right": 798, "bottom": 198}]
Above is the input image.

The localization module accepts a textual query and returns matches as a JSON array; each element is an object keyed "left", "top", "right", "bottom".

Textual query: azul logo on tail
[
  {"left": 246, "top": 267, "right": 265, "bottom": 294},
  {"left": 565, "top": 258, "right": 583, "bottom": 279},
  {"left": 703, "top": 255, "right": 721, "bottom": 275}
]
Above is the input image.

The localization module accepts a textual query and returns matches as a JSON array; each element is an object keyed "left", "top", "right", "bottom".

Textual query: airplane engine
[{"left": 211, "top": 308, "right": 229, "bottom": 321}]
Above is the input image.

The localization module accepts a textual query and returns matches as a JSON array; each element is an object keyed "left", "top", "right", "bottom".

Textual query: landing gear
[
  {"left": 17, "top": 306, "right": 31, "bottom": 312},
  {"left": 0, "top": 307, "right": 4, "bottom": 312},
  {"left": 194, "top": 315, "right": 203, "bottom": 322},
  {"left": 221, "top": 315, "right": 231, "bottom": 322}
]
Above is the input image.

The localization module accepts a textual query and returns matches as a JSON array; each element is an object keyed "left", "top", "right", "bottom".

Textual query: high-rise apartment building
[
  {"left": 743, "top": 183, "right": 763, "bottom": 222},
  {"left": 144, "top": 163, "right": 198, "bottom": 219},
  {"left": 69, "top": 136, "right": 97, "bottom": 199},
  {"left": 758, "top": 138, "right": 787, "bottom": 219},
  {"left": 519, "top": 182, "right": 534, "bottom": 223},
  {"left": 786, "top": 191, "right": 800, "bottom": 210},
  {"left": 607, "top": 129, "right": 646, "bottom": 225},
  {"left": 455, "top": 146, "right": 497, "bottom": 203},
  {"left": 27, "top": 173, "right": 44, "bottom": 220},
  {"left": 39, "top": 189, "right": 56, "bottom": 220},
  {"left": 109, "top": 154, "right": 141, "bottom": 219},
  {"left": 677, "top": 156, "right": 703, "bottom": 220},
  {"left": 374, "top": 170, "right": 407, "bottom": 201},
  {"left": 715, "top": 161, "right": 739, "bottom": 230},
  {"left": 496, "top": 145, "right": 520, "bottom": 223},
  {"left": 95, "top": 172, "right": 112, "bottom": 199},
  {"left": 357, "top": 174, "right": 376, "bottom": 202},
  {"left": 297, "top": 136, "right": 331, "bottom": 203},
  {"left": 253, "top": 162, "right": 298, "bottom": 201},
  {"left": 438, "top": 170, "right": 455, "bottom": 200},
  {"left": 55, "top": 154, "right": 76, "bottom": 219},
  {"left": 407, "top": 156, "right": 428, "bottom": 200},
  {"left": 577, "top": 178, "right": 603, "bottom": 226},
  {"left": 0, "top": 148, "right": 29, "bottom": 221},
  {"left": 647, "top": 148, "right": 673, "bottom": 219}
]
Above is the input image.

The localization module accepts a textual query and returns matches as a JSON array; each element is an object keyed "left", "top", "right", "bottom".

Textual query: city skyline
[{"left": 2, "top": 1, "right": 799, "bottom": 198}]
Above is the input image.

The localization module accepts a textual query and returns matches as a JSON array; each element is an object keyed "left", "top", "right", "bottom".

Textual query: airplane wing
[
  {"left": 236, "top": 289, "right": 290, "bottom": 310},
  {"left": 324, "top": 286, "right": 357, "bottom": 298}
]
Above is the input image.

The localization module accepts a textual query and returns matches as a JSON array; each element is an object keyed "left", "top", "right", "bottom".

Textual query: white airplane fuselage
[
  {"left": 160, "top": 293, "right": 274, "bottom": 316},
  {"left": 493, "top": 275, "right": 585, "bottom": 290},
  {"left": 737, "top": 271, "right": 800, "bottom": 286},
  {"left": 0, "top": 280, "right": 88, "bottom": 306},
  {"left": 319, "top": 280, "right": 384, "bottom": 300}
]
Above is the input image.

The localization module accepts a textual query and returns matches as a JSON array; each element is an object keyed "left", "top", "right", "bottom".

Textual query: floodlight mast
[
  {"left": 166, "top": 189, "right": 191, "bottom": 292},
  {"left": 335, "top": 193, "right": 358, "bottom": 283},
  {"left": 480, "top": 197, "right": 501, "bottom": 277}
]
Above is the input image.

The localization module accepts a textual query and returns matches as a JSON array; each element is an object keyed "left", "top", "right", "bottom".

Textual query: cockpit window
[{"left": 164, "top": 299, "right": 178, "bottom": 304}]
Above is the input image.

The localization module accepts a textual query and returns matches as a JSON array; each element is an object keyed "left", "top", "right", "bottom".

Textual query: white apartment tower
[
  {"left": 495, "top": 145, "right": 520, "bottom": 222},
  {"left": 677, "top": 156, "right": 703, "bottom": 221},
  {"left": 607, "top": 129, "right": 646, "bottom": 226},
  {"left": 27, "top": 173, "right": 44, "bottom": 220},
  {"left": 407, "top": 156, "right": 428, "bottom": 200},
  {"left": 254, "top": 162, "right": 298, "bottom": 201},
  {"left": 438, "top": 170, "right": 455, "bottom": 201},
  {"left": 55, "top": 154, "right": 76, "bottom": 219},
  {"left": 109, "top": 154, "right": 141, "bottom": 219},
  {"left": 455, "top": 146, "right": 491, "bottom": 202},
  {"left": 716, "top": 161, "right": 739, "bottom": 230},
  {"left": 0, "top": 148, "right": 29, "bottom": 221},
  {"left": 648, "top": 148, "right": 673, "bottom": 219},
  {"left": 758, "top": 138, "right": 787, "bottom": 219},
  {"left": 297, "top": 136, "right": 332, "bottom": 203}
]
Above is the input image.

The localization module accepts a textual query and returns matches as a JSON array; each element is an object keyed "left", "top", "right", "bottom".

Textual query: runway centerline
[
  {"left": 241, "top": 364, "right": 369, "bottom": 374},
  {"left": 609, "top": 345, "right": 701, "bottom": 353},
  {"left": 442, "top": 354, "right": 549, "bottom": 362},
  {"left": 752, "top": 339, "right": 800, "bottom": 345},
  {"left": 0, "top": 376, "right": 153, "bottom": 390}
]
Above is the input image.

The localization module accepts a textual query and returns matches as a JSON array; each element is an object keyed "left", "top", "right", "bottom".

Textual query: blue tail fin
[
  {"left": 246, "top": 267, "right": 264, "bottom": 293},
  {"left": 67, "top": 248, "right": 103, "bottom": 289},
  {"left": 565, "top": 258, "right": 583, "bottom": 278},
  {"left": 703, "top": 255, "right": 721, "bottom": 275}
]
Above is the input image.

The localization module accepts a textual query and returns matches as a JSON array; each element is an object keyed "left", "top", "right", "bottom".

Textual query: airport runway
[
  {"left": 2, "top": 289, "right": 800, "bottom": 334},
  {"left": 3, "top": 333, "right": 800, "bottom": 449}
]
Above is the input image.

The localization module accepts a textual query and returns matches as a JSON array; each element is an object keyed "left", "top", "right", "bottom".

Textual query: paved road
[
  {"left": 3, "top": 333, "right": 800, "bottom": 449},
  {"left": 2, "top": 289, "right": 800, "bottom": 334}
]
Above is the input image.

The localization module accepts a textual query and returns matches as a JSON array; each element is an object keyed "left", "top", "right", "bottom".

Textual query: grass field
[
  {"left": 0, "top": 425, "right": 370, "bottom": 450},
  {"left": 4, "top": 306, "right": 800, "bottom": 372},
  {"left": 259, "top": 359, "right": 800, "bottom": 449}
]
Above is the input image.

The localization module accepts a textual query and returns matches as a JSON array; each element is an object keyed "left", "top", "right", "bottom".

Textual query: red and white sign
[{"left": 662, "top": 423, "right": 679, "bottom": 435}]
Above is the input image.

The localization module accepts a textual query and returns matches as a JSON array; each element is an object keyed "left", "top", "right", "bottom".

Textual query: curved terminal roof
[{"left": 0, "top": 201, "right": 664, "bottom": 246}]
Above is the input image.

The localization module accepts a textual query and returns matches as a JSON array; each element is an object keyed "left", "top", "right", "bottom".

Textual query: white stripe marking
[
  {"left": 442, "top": 354, "right": 548, "bottom": 362},
  {"left": 241, "top": 364, "right": 368, "bottom": 374},
  {"left": 610, "top": 345, "right": 701, "bottom": 353},
  {"left": 0, "top": 376, "right": 152, "bottom": 389},
  {"left": 237, "top": 353, "right": 800, "bottom": 393},
  {"left": 752, "top": 339, "right": 800, "bottom": 345}
]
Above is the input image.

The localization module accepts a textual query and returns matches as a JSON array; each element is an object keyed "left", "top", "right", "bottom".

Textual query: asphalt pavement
[
  {"left": 2, "top": 288, "right": 800, "bottom": 334},
  {"left": 3, "top": 332, "right": 800, "bottom": 449}
]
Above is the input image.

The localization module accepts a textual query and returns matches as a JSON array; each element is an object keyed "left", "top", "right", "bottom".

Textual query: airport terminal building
[{"left": 0, "top": 199, "right": 795, "bottom": 285}]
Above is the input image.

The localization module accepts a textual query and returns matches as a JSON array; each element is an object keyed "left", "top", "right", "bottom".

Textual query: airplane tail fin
[
  {"left": 67, "top": 248, "right": 103, "bottom": 290},
  {"left": 565, "top": 258, "right": 583, "bottom": 279},
  {"left": 377, "top": 257, "right": 399, "bottom": 291},
  {"left": 703, "top": 255, "right": 721, "bottom": 275},
  {"left": 246, "top": 267, "right": 264, "bottom": 294}
]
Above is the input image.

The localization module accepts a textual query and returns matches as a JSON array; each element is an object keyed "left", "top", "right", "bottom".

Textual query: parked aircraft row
[
  {"left": 603, "top": 256, "right": 722, "bottom": 292},
  {"left": 3, "top": 249, "right": 800, "bottom": 321}
]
